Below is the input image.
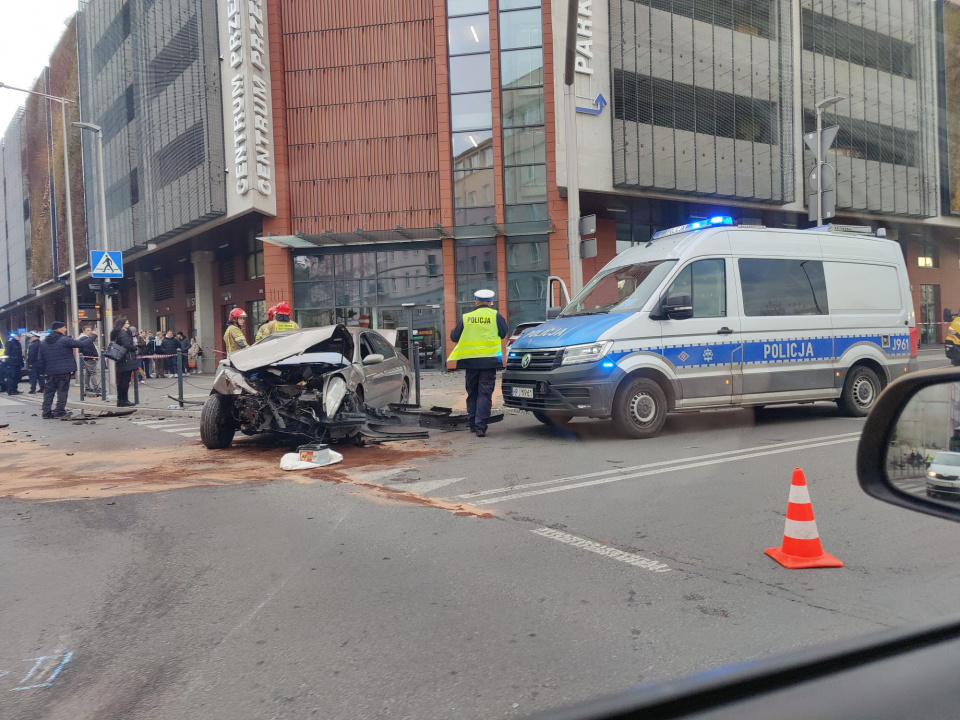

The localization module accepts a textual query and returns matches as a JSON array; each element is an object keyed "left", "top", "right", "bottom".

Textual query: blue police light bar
[{"left": 651, "top": 216, "right": 733, "bottom": 240}]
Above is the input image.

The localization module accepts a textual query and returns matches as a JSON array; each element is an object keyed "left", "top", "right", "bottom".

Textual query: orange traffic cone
[{"left": 765, "top": 468, "right": 843, "bottom": 569}]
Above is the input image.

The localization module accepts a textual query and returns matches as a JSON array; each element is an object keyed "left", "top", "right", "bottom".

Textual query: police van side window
[
  {"left": 739, "top": 259, "right": 829, "bottom": 316},
  {"left": 666, "top": 259, "right": 726, "bottom": 318}
]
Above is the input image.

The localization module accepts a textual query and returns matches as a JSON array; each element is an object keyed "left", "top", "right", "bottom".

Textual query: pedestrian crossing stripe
[{"left": 90, "top": 250, "right": 123, "bottom": 278}]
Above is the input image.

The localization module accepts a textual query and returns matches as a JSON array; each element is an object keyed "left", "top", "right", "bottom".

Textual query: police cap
[{"left": 474, "top": 289, "right": 495, "bottom": 301}]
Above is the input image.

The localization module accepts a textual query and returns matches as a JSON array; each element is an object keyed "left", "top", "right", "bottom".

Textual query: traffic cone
[{"left": 765, "top": 468, "right": 843, "bottom": 569}]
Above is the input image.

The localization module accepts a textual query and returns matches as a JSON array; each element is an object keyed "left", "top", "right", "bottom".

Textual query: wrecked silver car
[{"left": 200, "top": 325, "right": 413, "bottom": 449}]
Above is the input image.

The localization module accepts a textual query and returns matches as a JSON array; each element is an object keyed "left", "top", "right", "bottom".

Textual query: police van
[{"left": 502, "top": 218, "right": 918, "bottom": 438}]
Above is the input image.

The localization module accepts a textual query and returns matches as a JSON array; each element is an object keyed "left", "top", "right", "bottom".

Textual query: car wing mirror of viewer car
[
  {"left": 857, "top": 368, "right": 960, "bottom": 523},
  {"left": 362, "top": 353, "right": 385, "bottom": 366},
  {"left": 661, "top": 292, "right": 693, "bottom": 320}
]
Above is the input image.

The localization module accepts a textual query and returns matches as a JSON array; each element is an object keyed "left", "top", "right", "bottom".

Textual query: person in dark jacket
[
  {"left": 37, "top": 321, "right": 95, "bottom": 418},
  {"left": 110, "top": 316, "right": 140, "bottom": 407},
  {"left": 4, "top": 332, "right": 24, "bottom": 395},
  {"left": 26, "top": 333, "right": 45, "bottom": 394},
  {"left": 160, "top": 330, "right": 180, "bottom": 376}
]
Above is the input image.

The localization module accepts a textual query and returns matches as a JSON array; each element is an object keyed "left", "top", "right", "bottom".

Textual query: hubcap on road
[
  {"left": 853, "top": 376, "right": 875, "bottom": 408},
  {"left": 630, "top": 391, "right": 656, "bottom": 425}
]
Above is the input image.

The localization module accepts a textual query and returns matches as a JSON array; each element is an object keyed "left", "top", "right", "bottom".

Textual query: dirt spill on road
[{"left": 0, "top": 429, "right": 488, "bottom": 518}]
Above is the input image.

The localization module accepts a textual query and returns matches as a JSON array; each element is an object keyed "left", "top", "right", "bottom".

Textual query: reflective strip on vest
[{"left": 447, "top": 307, "right": 502, "bottom": 362}]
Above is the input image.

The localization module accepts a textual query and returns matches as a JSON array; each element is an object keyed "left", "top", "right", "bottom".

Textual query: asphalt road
[{"left": 2, "top": 356, "right": 960, "bottom": 720}]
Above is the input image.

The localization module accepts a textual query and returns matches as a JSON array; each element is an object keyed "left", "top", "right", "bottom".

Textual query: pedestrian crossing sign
[{"left": 90, "top": 250, "right": 123, "bottom": 278}]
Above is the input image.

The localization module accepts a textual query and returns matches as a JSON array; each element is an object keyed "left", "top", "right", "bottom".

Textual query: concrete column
[
  {"left": 135, "top": 271, "right": 156, "bottom": 333},
  {"left": 42, "top": 301, "right": 57, "bottom": 329},
  {"left": 191, "top": 250, "right": 216, "bottom": 373}
]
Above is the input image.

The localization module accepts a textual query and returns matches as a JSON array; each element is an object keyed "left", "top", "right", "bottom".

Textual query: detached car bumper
[{"left": 502, "top": 364, "right": 624, "bottom": 417}]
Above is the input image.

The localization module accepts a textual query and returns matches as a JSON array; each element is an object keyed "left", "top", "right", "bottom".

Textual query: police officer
[
  {"left": 26, "top": 332, "right": 45, "bottom": 394},
  {"left": 224, "top": 308, "right": 249, "bottom": 356},
  {"left": 448, "top": 289, "right": 507, "bottom": 437},
  {"left": 4, "top": 331, "right": 24, "bottom": 395},
  {"left": 255, "top": 305, "right": 277, "bottom": 342}
]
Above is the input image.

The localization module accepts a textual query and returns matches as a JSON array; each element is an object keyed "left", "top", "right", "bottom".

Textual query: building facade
[{"left": 3, "top": 0, "right": 960, "bottom": 362}]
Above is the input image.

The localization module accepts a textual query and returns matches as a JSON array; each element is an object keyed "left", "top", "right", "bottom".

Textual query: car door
[
  {"left": 360, "top": 331, "right": 405, "bottom": 406},
  {"left": 659, "top": 257, "right": 741, "bottom": 407}
]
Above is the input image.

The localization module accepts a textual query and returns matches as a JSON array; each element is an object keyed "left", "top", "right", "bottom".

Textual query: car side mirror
[
  {"left": 362, "top": 353, "right": 385, "bottom": 366},
  {"left": 857, "top": 368, "right": 960, "bottom": 523},
  {"left": 547, "top": 307, "right": 562, "bottom": 320},
  {"left": 662, "top": 292, "right": 693, "bottom": 320}
]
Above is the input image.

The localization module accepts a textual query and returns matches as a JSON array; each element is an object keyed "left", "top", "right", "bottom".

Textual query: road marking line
[
  {"left": 176, "top": 431, "right": 201, "bottom": 438},
  {"left": 457, "top": 432, "right": 862, "bottom": 500},
  {"left": 476, "top": 437, "right": 859, "bottom": 505},
  {"left": 387, "top": 477, "right": 467, "bottom": 495},
  {"left": 0, "top": 396, "right": 23, "bottom": 406},
  {"left": 531, "top": 527, "right": 671, "bottom": 573},
  {"left": 132, "top": 419, "right": 179, "bottom": 426},
  {"left": 152, "top": 424, "right": 197, "bottom": 431}
]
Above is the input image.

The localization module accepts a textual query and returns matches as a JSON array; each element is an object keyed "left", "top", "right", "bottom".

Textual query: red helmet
[
  {"left": 276, "top": 301, "right": 291, "bottom": 315},
  {"left": 267, "top": 305, "right": 277, "bottom": 320},
  {"left": 229, "top": 308, "right": 247, "bottom": 321}
]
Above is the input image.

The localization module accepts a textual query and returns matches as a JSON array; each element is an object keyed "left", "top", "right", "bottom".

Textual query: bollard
[
  {"left": 133, "top": 362, "right": 139, "bottom": 406},
  {"left": 78, "top": 355, "right": 85, "bottom": 402},
  {"left": 100, "top": 353, "right": 108, "bottom": 402},
  {"left": 176, "top": 349, "right": 184, "bottom": 408},
  {"left": 413, "top": 341, "right": 421, "bottom": 408}
]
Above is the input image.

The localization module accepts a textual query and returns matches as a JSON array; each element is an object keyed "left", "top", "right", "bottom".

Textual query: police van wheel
[
  {"left": 613, "top": 377, "right": 667, "bottom": 439},
  {"left": 533, "top": 411, "right": 572, "bottom": 426},
  {"left": 200, "top": 394, "right": 237, "bottom": 449},
  {"left": 838, "top": 366, "right": 880, "bottom": 417}
]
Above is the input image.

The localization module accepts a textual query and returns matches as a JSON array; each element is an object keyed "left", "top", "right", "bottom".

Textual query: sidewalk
[{"left": 64, "top": 370, "right": 501, "bottom": 419}]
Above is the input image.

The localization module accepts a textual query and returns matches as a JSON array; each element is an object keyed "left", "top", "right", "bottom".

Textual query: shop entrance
[{"left": 379, "top": 305, "right": 445, "bottom": 371}]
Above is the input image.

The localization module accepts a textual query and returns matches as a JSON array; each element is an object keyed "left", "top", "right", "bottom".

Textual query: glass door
[{"left": 378, "top": 306, "right": 444, "bottom": 370}]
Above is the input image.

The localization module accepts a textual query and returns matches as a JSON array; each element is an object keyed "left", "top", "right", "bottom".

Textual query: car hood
[
  {"left": 510, "top": 313, "right": 634, "bottom": 349},
  {"left": 229, "top": 325, "right": 355, "bottom": 372}
]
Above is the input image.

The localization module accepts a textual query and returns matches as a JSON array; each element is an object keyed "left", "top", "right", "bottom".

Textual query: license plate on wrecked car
[{"left": 511, "top": 386, "right": 534, "bottom": 399}]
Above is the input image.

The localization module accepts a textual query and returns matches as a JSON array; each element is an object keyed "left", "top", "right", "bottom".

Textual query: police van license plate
[{"left": 511, "top": 386, "right": 534, "bottom": 399}]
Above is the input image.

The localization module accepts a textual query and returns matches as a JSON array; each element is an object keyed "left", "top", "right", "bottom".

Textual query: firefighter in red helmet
[{"left": 224, "top": 307, "right": 248, "bottom": 356}]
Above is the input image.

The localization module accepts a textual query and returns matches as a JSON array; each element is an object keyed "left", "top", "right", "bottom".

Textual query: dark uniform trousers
[
  {"left": 42, "top": 373, "right": 72, "bottom": 415},
  {"left": 28, "top": 366, "right": 45, "bottom": 393},
  {"left": 465, "top": 368, "right": 497, "bottom": 432}
]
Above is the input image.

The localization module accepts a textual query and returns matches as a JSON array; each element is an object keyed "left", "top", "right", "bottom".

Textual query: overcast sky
[{"left": 0, "top": 0, "right": 79, "bottom": 135}]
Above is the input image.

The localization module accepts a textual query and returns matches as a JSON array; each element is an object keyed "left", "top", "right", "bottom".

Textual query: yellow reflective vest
[
  {"left": 447, "top": 307, "right": 503, "bottom": 362},
  {"left": 224, "top": 324, "right": 247, "bottom": 356},
  {"left": 255, "top": 319, "right": 299, "bottom": 342}
]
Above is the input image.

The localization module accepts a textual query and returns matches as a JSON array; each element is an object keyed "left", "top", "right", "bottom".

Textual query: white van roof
[{"left": 604, "top": 226, "right": 903, "bottom": 274}]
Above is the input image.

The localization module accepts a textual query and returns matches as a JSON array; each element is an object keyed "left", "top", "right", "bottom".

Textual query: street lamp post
[
  {"left": 0, "top": 82, "right": 79, "bottom": 337},
  {"left": 815, "top": 95, "right": 846, "bottom": 226},
  {"left": 563, "top": 0, "right": 584, "bottom": 296},
  {"left": 72, "top": 122, "right": 112, "bottom": 401}
]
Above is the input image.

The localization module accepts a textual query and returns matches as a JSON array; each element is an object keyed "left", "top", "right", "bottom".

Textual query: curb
[{"left": 65, "top": 400, "right": 202, "bottom": 419}]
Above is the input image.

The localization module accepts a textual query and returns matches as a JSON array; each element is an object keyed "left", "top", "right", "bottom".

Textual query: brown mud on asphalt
[{"left": 0, "top": 429, "right": 489, "bottom": 517}]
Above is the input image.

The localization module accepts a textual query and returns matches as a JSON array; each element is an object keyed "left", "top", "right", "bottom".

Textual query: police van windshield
[{"left": 561, "top": 261, "right": 677, "bottom": 317}]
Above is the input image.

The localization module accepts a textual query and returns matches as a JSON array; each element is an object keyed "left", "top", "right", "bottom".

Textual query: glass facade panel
[
  {"left": 454, "top": 206, "right": 497, "bottom": 226},
  {"left": 296, "top": 309, "right": 337, "bottom": 328},
  {"left": 507, "top": 271, "right": 547, "bottom": 301},
  {"left": 335, "top": 252, "right": 377, "bottom": 279},
  {"left": 502, "top": 88, "right": 545, "bottom": 127},
  {"left": 499, "top": 0, "right": 541, "bottom": 9},
  {"left": 453, "top": 130, "right": 494, "bottom": 160},
  {"left": 455, "top": 168, "right": 496, "bottom": 207},
  {"left": 293, "top": 254, "right": 334, "bottom": 282},
  {"left": 505, "top": 299, "right": 544, "bottom": 326},
  {"left": 504, "top": 164, "right": 547, "bottom": 204},
  {"left": 448, "top": 15, "right": 490, "bottom": 55},
  {"left": 503, "top": 127, "right": 546, "bottom": 165},
  {"left": 499, "top": 9, "right": 543, "bottom": 49},
  {"left": 294, "top": 281, "right": 335, "bottom": 309},
  {"left": 456, "top": 243, "right": 497, "bottom": 274},
  {"left": 449, "top": 54, "right": 492, "bottom": 93},
  {"left": 456, "top": 274, "right": 499, "bottom": 304},
  {"left": 506, "top": 240, "right": 549, "bottom": 272},
  {"left": 449, "top": 0, "right": 489, "bottom": 16},
  {"left": 500, "top": 48, "right": 544, "bottom": 88},
  {"left": 334, "top": 279, "right": 379, "bottom": 306},
  {"left": 451, "top": 92, "right": 493, "bottom": 131}
]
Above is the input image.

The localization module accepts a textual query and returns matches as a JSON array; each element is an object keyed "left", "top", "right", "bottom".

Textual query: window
[
  {"left": 247, "top": 299, "right": 266, "bottom": 330},
  {"left": 502, "top": 88, "right": 545, "bottom": 128},
  {"left": 666, "top": 259, "right": 726, "bottom": 318},
  {"left": 367, "top": 332, "right": 397, "bottom": 359},
  {"left": 449, "top": 55, "right": 492, "bottom": 93},
  {"left": 246, "top": 238, "right": 264, "bottom": 279},
  {"left": 451, "top": 93, "right": 493, "bottom": 131},
  {"left": 448, "top": 0, "right": 487, "bottom": 16},
  {"left": 739, "top": 259, "right": 829, "bottom": 316},
  {"left": 448, "top": 15, "right": 490, "bottom": 55},
  {"left": 500, "top": 48, "right": 544, "bottom": 89},
  {"left": 920, "top": 284, "right": 941, "bottom": 344},
  {"left": 499, "top": 9, "right": 542, "bottom": 50},
  {"left": 918, "top": 241, "right": 939, "bottom": 268}
]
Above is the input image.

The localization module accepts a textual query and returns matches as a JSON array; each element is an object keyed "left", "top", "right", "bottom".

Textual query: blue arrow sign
[
  {"left": 90, "top": 250, "right": 123, "bottom": 278},
  {"left": 576, "top": 93, "right": 608, "bottom": 115}
]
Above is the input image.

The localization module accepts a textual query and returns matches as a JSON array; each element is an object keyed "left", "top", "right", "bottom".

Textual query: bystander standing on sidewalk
[
  {"left": 138, "top": 330, "right": 152, "bottom": 379},
  {"left": 148, "top": 331, "right": 163, "bottom": 377},
  {"left": 110, "top": 317, "right": 139, "bottom": 408},
  {"left": 78, "top": 325, "right": 101, "bottom": 394},
  {"left": 26, "top": 333, "right": 45, "bottom": 394},
  {"left": 37, "top": 321, "right": 96, "bottom": 419},
  {"left": 160, "top": 331, "right": 180, "bottom": 376},
  {"left": 188, "top": 336, "right": 201, "bottom": 374}
]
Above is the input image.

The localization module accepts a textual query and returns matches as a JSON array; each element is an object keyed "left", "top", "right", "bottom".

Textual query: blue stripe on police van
[{"left": 610, "top": 333, "right": 911, "bottom": 369}]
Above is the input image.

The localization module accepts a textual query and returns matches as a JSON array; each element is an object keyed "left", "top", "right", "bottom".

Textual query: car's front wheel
[
  {"left": 612, "top": 376, "right": 668, "bottom": 439},
  {"left": 200, "top": 394, "right": 237, "bottom": 449}
]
